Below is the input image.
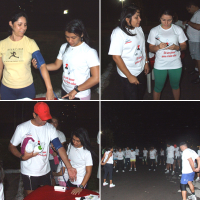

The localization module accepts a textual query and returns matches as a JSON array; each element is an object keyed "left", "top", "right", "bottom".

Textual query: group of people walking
[{"left": 108, "top": 0, "right": 200, "bottom": 100}]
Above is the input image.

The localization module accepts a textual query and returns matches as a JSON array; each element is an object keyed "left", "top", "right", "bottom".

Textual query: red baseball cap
[{"left": 34, "top": 102, "right": 52, "bottom": 121}]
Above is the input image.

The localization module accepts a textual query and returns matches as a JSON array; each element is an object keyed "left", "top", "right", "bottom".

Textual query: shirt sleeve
[
  {"left": 58, "top": 131, "right": 66, "bottom": 143},
  {"left": 57, "top": 43, "right": 67, "bottom": 61},
  {"left": 195, "top": 11, "right": 200, "bottom": 24},
  {"left": 108, "top": 28, "right": 125, "bottom": 56},
  {"left": 176, "top": 26, "right": 188, "bottom": 43},
  {"left": 10, "top": 125, "right": 23, "bottom": 146},
  {"left": 49, "top": 125, "right": 59, "bottom": 141},
  {"left": 85, "top": 151, "right": 93, "bottom": 166},
  {"left": 85, "top": 48, "right": 100, "bottom": 68},
  {"left": 147, "top": 28, "right": 157, "bottom": 45}
]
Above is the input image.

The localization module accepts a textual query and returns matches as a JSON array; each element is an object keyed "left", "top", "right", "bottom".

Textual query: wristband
[
  {"left": 19, "top": 154, "right": 24, "bottom": 161},
  {"left": 74, "top": 85, "right": 80, "bottom": 93}
]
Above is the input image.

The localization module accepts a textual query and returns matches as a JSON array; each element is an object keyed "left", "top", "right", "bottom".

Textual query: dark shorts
[{"left": 21, "top": 171, "right": 51, "bottom": 191}]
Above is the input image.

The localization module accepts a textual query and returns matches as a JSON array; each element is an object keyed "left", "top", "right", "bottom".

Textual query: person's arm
[
  {"left": 149, "top": 43, "right": 167, "bottom": 53},
  {"left": 112, "top": 55, "right": 139, "bottom": 84},
  {"left": 57, "top": 146, "right": 77, "bottom": 181},
  {"left": 39, "top": 64, "right": 54, "bottom": 100},
  {"left": 101, "top": 153, "right": 106, "bottom": 165},
  {"left": 165, "top": 42, "right": 187, "bottom": 51},
  {"left": 144, "top": 48, "right": 150, "bottom": 75},
  {"left": 196, "top": 156, "right": 200, "bottom": 171},
  {"left": 0, "top": 57, "right": 3, "bottom": 81},
  {"left": 71, "top": 166, "right": 93, "bottom": 195},
  {"left": 102, "top": 152, "right": 112, "bottom": 165},
  {"left": 8, "top": 142, "right": 38, "bottom": 160},
  {"left": 62, "top": 65, "right": 99, "bottom": 99},
  {"left": 188, "top": 157, "right": 198, "bottom": 172},
  {"left": 53, "top": 166, "right": 65, "bottom": 176},
  {"left": 184, "top": 21, "right": 200, "bottom": 30}
]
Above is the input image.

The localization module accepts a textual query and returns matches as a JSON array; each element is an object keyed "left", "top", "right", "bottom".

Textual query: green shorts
[{"left": 154, "top": 68, "right": 182, "bottom": 93}]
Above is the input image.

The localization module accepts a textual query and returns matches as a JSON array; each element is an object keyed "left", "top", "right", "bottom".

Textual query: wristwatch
[
  {"left": 178, "top": 45, "right": 181, "bottom": 51},
  {"left": 74, "top": 85, "right": 80, "bottom": 93},
  {"left": 79, "top": 184, "right": 84, "bottom": 189},
  {"left": 145, "top": 61, "right": 149, "bottom": 64},
  {"left": 19, "top": 154, "right": 24, "bottom": 161}
]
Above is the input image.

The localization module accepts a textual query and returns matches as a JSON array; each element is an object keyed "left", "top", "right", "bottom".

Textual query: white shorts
[
  {"left": 189, "top": 41, "right": 200, "bottom": 60},
  {"left": 166, "top": 157, "right": 174, "bottom": 164}
]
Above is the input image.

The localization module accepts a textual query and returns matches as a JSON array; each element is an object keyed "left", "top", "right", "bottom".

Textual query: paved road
[
  {"left": 101, "top": 163, "right": 200, "bottom": 200},
  {"left": 101, "top": 51, "right": 200, "bottom": 100}
]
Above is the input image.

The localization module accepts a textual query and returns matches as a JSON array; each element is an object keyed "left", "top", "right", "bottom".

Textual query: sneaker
[
  {"left": 122, "top": 170, "right": 125, "bottom": 172},
  {"left": 188, "top": 194, "right": 196, "bottom": 200},
  {"left": 129, "top": 168, "right": 132, "bottom": 171},
  {"left": 113, "top": 166, "right": 115, "bottom": 168},
  {"left": 179, "top": 174, "right": 182, "bottom": 177},
  {"left": 134, "top": 168, "right": 136, "bottom": 171},
  {"left": 172, "top": 171, "right": 175, "bottom": 175},
  {"left": 196, "top": 177, "right": 200, "bottom": 181},
  {"left": 149, "top": 169, "right": 151, "bottom": 171},
  {"left": 116, "top": 170, "right": 118, "bottom": 173},
  {"left": 110, "top": 183, "right": 115, "bottom": 188},
  {"left": 165, "top": 168, "right": 167, "bottom": 171},
  {"left": 103, "top": 182, "right": 108, "bottom": 186},
  {"left": 153, "top": 169, "right": 156, "bottom": 171},
  {"left": 165, "top": 170, "right": 169, "bottom": 174}
]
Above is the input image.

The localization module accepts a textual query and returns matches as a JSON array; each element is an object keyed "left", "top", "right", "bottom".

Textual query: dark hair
[
  {"left": 180, "top": 142, "right": 187, "bottom": 147},
  {"left": 186, "top": 0, "right": 199, "bottom": 8},
  {"left": 63, "top": 19, "right": 90, "bottom": 54},
  {"left": 159, "top": 7, "right": 175, "bottom": 22},
  {"left": 50, "top": 116, "right": 60, "bottom": 130},
  {"left": 119, "top": 4, "right": 140, "bottom": 36},
  {"left": 106, "top": 147, "right": 113, "bottom": 151},
  {"left": 9, "top": 11, "right": 28, "bottom": 35},
  {"left": 70, "top": 128, "right": 96, "bottom": 157}
]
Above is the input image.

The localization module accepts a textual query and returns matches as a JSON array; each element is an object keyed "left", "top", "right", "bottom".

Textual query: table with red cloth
[{"left": 24, "top": 185, "right": 99, "bottom": 200}]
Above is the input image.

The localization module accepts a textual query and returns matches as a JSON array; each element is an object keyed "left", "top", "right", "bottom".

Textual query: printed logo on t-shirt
[
  {"left": 125, "top": 39, "right": 132, "bottom": 44},
  {"left": 4, "top": 48, "right": 24, "bottom": 62}
]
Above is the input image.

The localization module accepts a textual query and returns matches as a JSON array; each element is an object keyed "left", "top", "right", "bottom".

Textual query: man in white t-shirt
[
  {"left": 143, "top": 147, "right": 148, "bottom": 165},
  {"left": 125, "top": 147, "right": 131, "bottom": 169},
  {"left": 165, "top": 143, "right": 175, "bottom": 175},
  {"left": 180, "top": 142, "right": 200, "bottom": 200},
  {"left": 183, "top": 1, "right": 200, "bottom": 83},
  {"left": 8, "top": 102, "right": 76, "bottom": 196}
]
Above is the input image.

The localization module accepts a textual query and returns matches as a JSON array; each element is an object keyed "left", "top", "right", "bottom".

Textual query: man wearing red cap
[{"left": 8, "top": 102, "right": 77, "bottom": 197}]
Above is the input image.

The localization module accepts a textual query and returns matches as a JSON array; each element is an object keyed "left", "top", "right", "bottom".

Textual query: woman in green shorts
[{"left": 147, "top": 8, "right": 187, "bottom": 100}]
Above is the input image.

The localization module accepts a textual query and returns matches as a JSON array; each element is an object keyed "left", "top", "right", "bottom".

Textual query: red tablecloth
[
  {"left": 33, "top": 97, "right": 58, "bottom": 100},
  {"left": 24, "top": 185, "right": 99, "bottom": 200}
]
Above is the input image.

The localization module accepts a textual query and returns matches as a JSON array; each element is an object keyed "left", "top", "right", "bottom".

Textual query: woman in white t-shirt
[
  {"left": 149, "top": 147, "right": 156, "bottom": 171},
  {"left": 108, "top": 4, "right": 149, "bottom": 100},
  {"left": 142, "top": 147, "right": 148, "bottom": 165},
  {"left": 101, "top": 147, "right": 115, "bottom": 188},
  {"left": 33, "top": 19, "right": 99, "bottom": 100},
  {"left": 147, "top": 8, "right": 187, "bottom": 100}
]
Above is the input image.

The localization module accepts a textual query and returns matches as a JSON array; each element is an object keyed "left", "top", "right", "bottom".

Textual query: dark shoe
[
  {"left": 192, "top": 77, "right": 200, "bottom": 84},
  {"left": 189, "top": 70, "right": 199, "bottom": 75}
]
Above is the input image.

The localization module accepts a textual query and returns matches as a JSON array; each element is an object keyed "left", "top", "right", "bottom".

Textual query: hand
[
  {"left": 68, "top": 167, "right": 77, "bottom": 182},
  {"left": 52, "top": 151, "right": 57, "bottom": 157},
  {"left": 194, "top": 168, "right": 200, "bottom": 173},
  {"left": 165, "top": 44, "right": 178, "bottom": 51},
  {"left": 71, "top": 187, "right": 83, "bottom": 195},
  {"left": 51, "top": 143, "right": 56, "bottom": 152},
  {"left": 144, "top": 63, "right": 150, "bottom": 75},
  {"left": 127, "top": 75, "right": 139, "bottom": 85},
  {"left": 46, "top": 89, "right": 54, "bottom": 100},
  {"left": 62, "top": 89, "right": 77, "bottom": 100},
  {"left": 31, "top": 58, "right": 38, "bottom": 69},
  {"left": 101, "top": 162, "right": 105, "bottom": 165},
  {"left": 182, "top": 20, "right": 188, "bottom": 25},
  {"left": 22, "top": 150, "right": 39, "bottom": 161},
  {"left": 158, "top": 42, "right": 167, "bottom": 49},
  {"left": 52, "top": 172, "right": 56, "bottom": 176}
]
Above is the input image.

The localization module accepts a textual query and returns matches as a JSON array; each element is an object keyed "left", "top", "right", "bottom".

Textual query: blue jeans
[{"left": 1, "top": 83, "right": 35, "bottom": 100}]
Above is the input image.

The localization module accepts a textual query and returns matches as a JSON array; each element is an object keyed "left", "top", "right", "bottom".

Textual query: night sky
[
  {"left": 0, "top": 0, "right": 99, "bottom": 31},
  {"left": 101, "top": 102, "right": 200, "bottom": 151},
  {"left": 0, "top": 101, "right": 99, "bottom": 140}
]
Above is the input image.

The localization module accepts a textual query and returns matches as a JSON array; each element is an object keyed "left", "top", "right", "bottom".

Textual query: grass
[
  {"left": 0, "top": 138, "right": 99, "bottom": 191},
  {"left": 0, "top": 30, "right": 99, "bottom": 95}
]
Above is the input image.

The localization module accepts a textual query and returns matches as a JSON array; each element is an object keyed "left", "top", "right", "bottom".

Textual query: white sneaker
[
  {"left": 165, "top": 168, "right": 167, "bottom": 170},
  {"left": 179, "top": 174, "right": 182, "bottom": 177},
  {"left": 196, "top": 177, "right": 200, "bottom": 181},
  {"left": 165, "top": 170, "right": 169, "bottom": 174},
  {"left": 122, "top": 170, "right": 125, "bottom": 172},
  {"left": 188, "top": 194, "right": 197, "bottom": 200},
  {"left": 172, "top": 171, "right": 175, "bottom": 175},
  {"left": 134, "top": 168, "right": 136, "bottom": 171},
  {"left": 129, "top": 168, "right": 132, "bottom": 171},
  {"left": 153, "top": 169, "right": 156, "bottom": 171},
  {"left": 149, "top": 169, "right": 151, "bottom": 171},
  {"left": 116, "top": 170, "right": 118, "bottom": 173},
  {"left": 103, "top": 182, "right": 108, "bottom": 186},
  {"left": 113, "top": 166, "right": 115, "bottom": 168},
  {"left": 110, "top": 183, "right": 115, "bottom": 188}
]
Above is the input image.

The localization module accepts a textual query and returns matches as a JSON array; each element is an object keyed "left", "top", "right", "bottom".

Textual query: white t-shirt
[
  {"left": 160, "top": 150, "right": 164, "bottom": 156},
  {"left": 150, "top": 150, "right": 156, "bottom": 159},
  {"left": 135, "top": 149, "right": 139, "bottom": 156},
  {"left": 167, "top": 146, "right": 175, "bottom": 158},
  {"left": 125, "top": 150, "right": 131, "bottom": 158},
  {"left": 182, "top": 148, "right": 199, "bottom": 174},
  {"left": 187, "top": 9, "right": 200, "bottom": 42},
  {"left": 174, "top": 20, "right": 185, "bottom": 29},
  {"left": 57, "top": 42, "right": 100, "bottom": 98},
  {"left": 67, "top": 143, "right": 93, "bottom": 185},
  {"left": 143, "top": 150, "right": 148, "bottom": 157},
  {"left": 108, "top": 26, "right": 146, "bottom": 77},
  {"left": 130, "top": 151, "right": 136, "bottom": 160},
  {"left": 117, "top": 152, "right": 124, "bottom": 160},
  {"left": 0, "top": 183, "right": 4, "bottom": 200},
  {"left": 49, "top": 130, "right": 66, "bottom": 160},
  {"left": 103, "top": 151, "right": 113, "bottom": 164},
  {"left": 175, "top": 147, "right": 180, "bottom": 157},
  {"left": 147, "top": 24, "right": 187, "bottom": 70},
  {"left": 113, "top": 152, "right": 118, "bottom": 159},
  {"left": 56, "top": 160, "right": 69, "bottom": 182},
  {"left": 197, "top": 150, "right": 200, "bottom": 156},
  {"left": 10, "top": 120, "right": 58, "bottom": 176}
]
